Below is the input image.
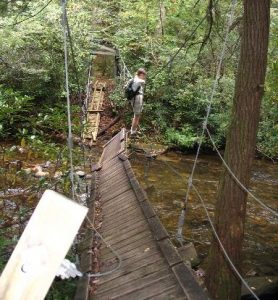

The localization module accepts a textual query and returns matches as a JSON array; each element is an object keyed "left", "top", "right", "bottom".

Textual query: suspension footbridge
[{"left": 75, "top": 129, "right": 207, "bottom": 300}]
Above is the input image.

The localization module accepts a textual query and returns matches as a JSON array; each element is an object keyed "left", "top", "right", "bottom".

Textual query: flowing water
[
  {"left": 130, "top": 149, "right": 278, "bottom": 277},
  {"left": 1, "top": 141, "right": 277, "bottom": 281}
]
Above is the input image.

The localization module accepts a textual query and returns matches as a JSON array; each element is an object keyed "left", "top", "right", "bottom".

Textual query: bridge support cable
[
  {"left": 205, "top": 127, "right": 278, "bottom": 217},
  {"left": 2, "top": 0, "right": 54, "bottom": 28},
  {"left": 61, "top": 0, "right": 122, "bottom": 278},
  {"left": 153, "top": 148, "right": 273, "bottom": 298},
  {"left": 119, "top": 54, "right": 133, "bottom": 82},
  {"left": 61, "top": 0, "right": 75, "bottom": 201},
  {"left": 176, "top": 0, "right": 238, "bottom": 244},
  {"left": 191, "top": 184, "right": 259, "bottom": 300}
]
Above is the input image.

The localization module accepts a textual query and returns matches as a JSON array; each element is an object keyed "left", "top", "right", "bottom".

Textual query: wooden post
[{"left": 0, "top": 190, "right": 88, "bottom": 300}]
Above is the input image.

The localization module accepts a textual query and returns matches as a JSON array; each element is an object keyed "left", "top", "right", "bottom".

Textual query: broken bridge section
[
  {"left": 83, "top": 80, "right": 106, "bottom": 142},
  {"left": 76, "top": 129, "right": 207, "bottom": 300}
]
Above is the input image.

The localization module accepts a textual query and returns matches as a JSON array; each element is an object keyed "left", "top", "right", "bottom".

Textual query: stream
[
  {"left": 0, "top": 141, "right": 277, "bottom": 293},
  {"left": 130, "top": 150, "right": 278, "bottom": 277}
]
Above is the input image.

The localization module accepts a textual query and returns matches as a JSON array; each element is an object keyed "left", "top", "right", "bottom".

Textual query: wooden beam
[
  {"left": 0, "top": 190, "right": 88, "bottom": 300},
  {"left": 92, "top": 51, "right": 116, "bottom": 56},
  {"left": 98, "top": 45, "right": 116, "bottom": 53}
]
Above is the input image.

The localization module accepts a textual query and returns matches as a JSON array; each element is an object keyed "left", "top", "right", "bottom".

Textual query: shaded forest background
[{"left": 0, "top": 0, "right": 277, "bottom": 157}]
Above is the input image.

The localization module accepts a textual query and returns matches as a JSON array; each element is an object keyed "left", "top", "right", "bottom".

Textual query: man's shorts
[{"left": 130, "top": 95, "right": 143, "bottom": 115}]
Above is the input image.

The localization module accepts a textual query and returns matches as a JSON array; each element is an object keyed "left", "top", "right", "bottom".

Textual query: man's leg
[
  {"left": 131, "top": 114, "right": 140, "bottom": 134},
  {"left": 130, "top": 95, "right": 143, "bottom": 135}
]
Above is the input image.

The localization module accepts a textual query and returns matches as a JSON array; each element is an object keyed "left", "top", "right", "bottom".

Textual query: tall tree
[
  {"left": 158, "top": 0, "right": 166, "bottom": 36},
  {"left": 205, "top": 1, "right": 271, "bottom": 299}
]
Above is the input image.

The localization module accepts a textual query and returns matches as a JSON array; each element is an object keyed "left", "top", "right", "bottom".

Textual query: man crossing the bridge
[{"left": 126, "top": 68, "right": 146, "bottom": 137}]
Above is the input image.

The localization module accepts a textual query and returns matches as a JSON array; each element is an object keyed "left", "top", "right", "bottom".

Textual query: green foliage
[
  {"left": 1, "top": 0, "right": 277, "bottom": 157},
  {"left": 99, "top": 0, "right": 278, "bottom": 157},
  {"left": 0, "top": 1, "right": 92, "bottom": 140},
  {"left": 46, "top": 279, "right": 77, "bottom": 300},
  {"left": 46, "top": 250, "right": 78, "bottom": 300},
  {"left": 166, "top": 125, "right": 197, "bottom": 149},
  {"left": 35, "top": 104, "right": 82, "bottom": 135},
  {"left": 0, "top": 86, "right": 34, "bottom": 137}
]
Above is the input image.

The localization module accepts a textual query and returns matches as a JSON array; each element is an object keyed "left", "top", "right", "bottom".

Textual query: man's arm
[{"left": 132, "top": 79, "right": 145, "bottom": 92}]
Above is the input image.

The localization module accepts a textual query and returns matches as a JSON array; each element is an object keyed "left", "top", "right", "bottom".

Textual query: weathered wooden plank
[
  {"left": 140, "top": 199, "right": 156, "bottom": 219},
  {"left": 100, "top": 186, "right": 132, "bottom": 203},
  {"left": 104, "top": 274, "right": 177, "bottom": 300},
  {"left": 92, "top": 114, "right": 101, "bottom": 141},
  {"left": 100, "top": 159, "right": 124, "bottom": 174},
  {"left": 101, "top": 155, "right": 121, "bottom": 168},
  {"left": 101, "top": 235, "right": 155, "bottom": 260},
  {"left": 101, "top": 219, "right": 148, "bottom": 245},
  {"left": 99, "top": 176, "right": 130, "bottom": 193},
  {"left": 102, "top": 204, "right": 140, "bottom": 221},
  {"left": 74, "top": 276, "right": 90, "bottom": 300},
  {"left": 92, "top": 50, "right": 116, "bottom": 56},
  {"left": 102, "top": 196, "right": 138, "bottom": 213},
  {"left": 101, "top": 157, "right": 122, "bottom": 170},
  {"left": 103, "top": 198, "right": 136, "bottom": 216},
  {"left": 118, "top": 153, "right": 128, "bottom": 161},
  {"left": 102, "top": 223, "right": 150, "bottom": 245},
  {"left": 102, "top": 206, "right": 144, "bottom": 225},
  {"left": 100, "top": 232, "right": 153, "bottom": 255},
  {"left": 123, "top": 160, "right": 136, "bottom": 180},
  {"left": 158, "top": 238, "right": 182, "bottom": 267},
  {"left": 0, "top": 190, "right": 88, "bottom": 300},
  {"left": 102, "top": 130, "right": 122, "bottom": 148},
  {"left": 129, "top": 177, "right": 148, "bottom": 202},
  {"left": 102, "top": 192, "right": 137, "bottom": 211},
  {"left": 80, "top": 250, "right": 93, "bottom": 273},
  {"left": 101, "top": 139, "right": 121, "bottom": 159},
  {"left": 78, "top": 127, "right": 207, "bottom": 300},
  {"left": 100, "top": 182, "right": 130, "bottom": 198},
  {"left": 102, "top": 241, "right": 158, "bottom": 263},
  {"left": 147, "top": 216, "right": 169, "bottom": 241},
  {"left": 87, "top": 109, "right": 104, "bottom": 113},
  {"left": 118, "top": 140, "right": 126, "bottom": 155},
  {"left": 103, "top": 141, "right": 120, "bottom": 156},
  {"left": 98, "top": 261, "right": 168, "bottom": 293},
  {"left": 83, "top": 81, "right": 106, "bottom": 142},
  {"left": 101, "top": 185, "right": 135, "bottom": 199},
  {"left": 99, "top": 253, "right": 165, "bottom": 284},
  {"left": 102, "top": 152, "right": 121, "bottom": 164},
  {"left": 101, "top": 246, "right": 161, "bottom": 275},
  {"left": 100, "top": 213, "right": 145, "bottom": 234},
  {"left": 99, "top": 171, "right": 126, "bottom": 186},
  {"left": 91, "top": 163, "right": 102, "bottom": 172},
  {"left": 145, "top": 285, "right": 186, "bottom": 300},
  {"left": 94, "top": 45, "right": 116, "bottom": 54},
  {"left": 100, "top": 167, "right": 126, "bottom": 181},
  {"left": 99, "top": 167, "right": 126, "bottom": 182},
  {"left": 95, "top": 268, "right": 172, "bottom": 299},
  {"left": 172, "top": 263, "right": 208, "bottom": 300}
]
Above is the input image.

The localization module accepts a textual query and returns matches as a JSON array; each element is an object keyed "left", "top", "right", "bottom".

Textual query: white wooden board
[{"left": 0, "top": 190, "right": 88, "bottom": 300}]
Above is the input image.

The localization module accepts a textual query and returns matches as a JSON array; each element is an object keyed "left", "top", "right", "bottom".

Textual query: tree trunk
[
  {"left": 158, "top": 0, "right": 166, "bottom": 36},
  {"left": 205, "top": 1, "right": 270, "bottom": 299}
]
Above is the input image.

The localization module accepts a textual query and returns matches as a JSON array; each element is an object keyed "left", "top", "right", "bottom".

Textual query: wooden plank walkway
[
  {"left": 76, "top": 129, "right": 207, "bottom": 300},
  {"left": 83, "top": 80, "right": 106, "bottom": 142}
]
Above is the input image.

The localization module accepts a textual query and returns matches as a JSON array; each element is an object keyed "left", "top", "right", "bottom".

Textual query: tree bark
[
  {"left": 205, "top": 1, "right": 270, "bottom": 299},
  {"left": 158, "top": 0, "right": 166, "bottom": 36}
]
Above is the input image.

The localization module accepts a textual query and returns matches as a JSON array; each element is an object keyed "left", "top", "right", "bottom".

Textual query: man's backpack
[{"left": 124, "top": 79, "right": 140, "bottom": 100}]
